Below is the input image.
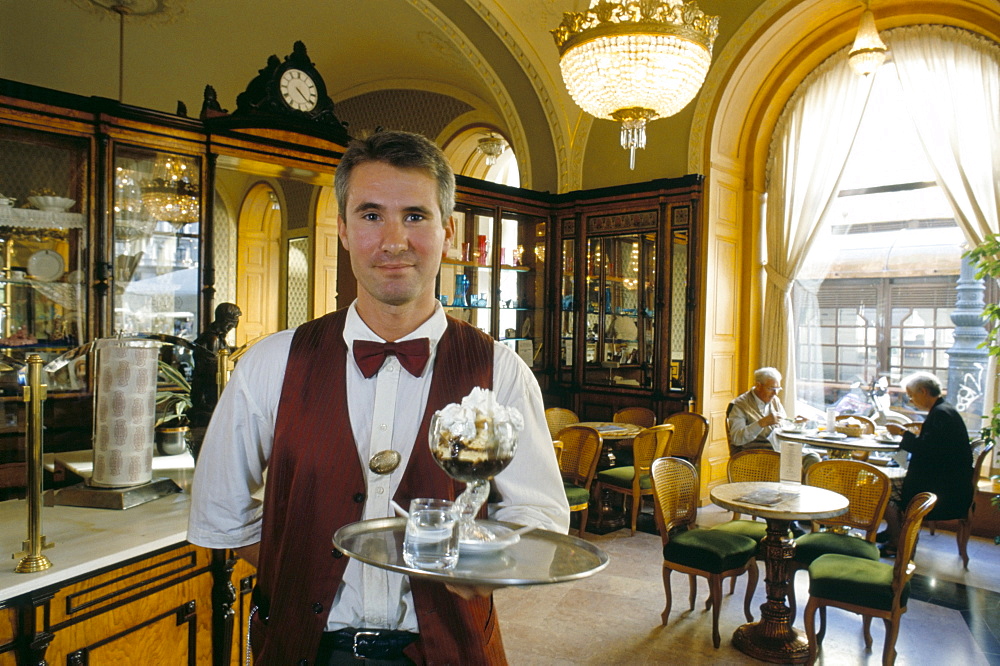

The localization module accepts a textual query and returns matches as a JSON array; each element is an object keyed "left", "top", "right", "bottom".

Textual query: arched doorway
[{"left": 235, "top": 183, "right": 282, "bottom": 346}]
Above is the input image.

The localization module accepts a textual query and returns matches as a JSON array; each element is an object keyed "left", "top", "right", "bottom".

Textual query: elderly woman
[{"left": 881, "top": 372, "right": 972, "bottom": 557}]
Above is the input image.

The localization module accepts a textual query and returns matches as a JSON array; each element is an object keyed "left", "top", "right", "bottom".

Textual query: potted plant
[{"left": 155, "top": 360, "right": 192, "bottom": 456}]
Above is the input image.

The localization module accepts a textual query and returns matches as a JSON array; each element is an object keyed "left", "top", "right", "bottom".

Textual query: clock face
[{"left": 279, "top": 68, "right": 319, "bottom": 112}]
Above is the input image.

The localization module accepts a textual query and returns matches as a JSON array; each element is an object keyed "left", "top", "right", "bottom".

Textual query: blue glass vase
[{"left": 453, "top": 274, "right": 469, "bottom": 307}]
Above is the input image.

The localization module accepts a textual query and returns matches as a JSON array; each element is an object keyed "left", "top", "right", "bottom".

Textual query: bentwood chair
[
  {"left": 662, "top": 411, "right": 710, "bottom": 471},
  {"left": 594, "top": 424, "right": 675, "bottom": 535},
  {"left": 650, "top": 457, "right": 759, "bottom": 648},
  {"left": 556, "top": 425, "right": 602, "bottom": 537},
  {"left": 613, "top": 406, "right": 657, "bottom": 429},
  {"left": 545, "top": 407, "right": 580, "bottom": 440},
  {"left": 716, "top": 449, "right": 781, "bottom": 533},
  {"left": 788, "top": 460, "right": 891, "bottom": 621},
  {"left": 926, "top": 439, "right": 992, "bottom": 568},
  {"left": 552, "top": 439, "right": 564, "bottom": 466},
  {"left": 804, "top": 492, "right": 937, "bottom": 666}
]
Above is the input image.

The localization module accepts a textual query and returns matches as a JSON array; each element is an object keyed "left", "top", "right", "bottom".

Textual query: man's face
[
  {"left": 753, "top": 378, "right": 782, "bottom": 403},
  {"left": 338, "top": 162, "right": 453, "bottom": 310},
  {"left": 906, "top": 386, "right": 935, "bottom": 411}
]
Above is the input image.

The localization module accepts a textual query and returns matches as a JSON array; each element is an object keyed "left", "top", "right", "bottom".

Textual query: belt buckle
[{"left": 353, "top": 630, "right": 380, "bottom": 659}]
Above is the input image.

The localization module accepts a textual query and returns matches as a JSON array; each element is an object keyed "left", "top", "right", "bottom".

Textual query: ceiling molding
[{"left": 405, "top": 0, "right": 532, "bottom": 188}]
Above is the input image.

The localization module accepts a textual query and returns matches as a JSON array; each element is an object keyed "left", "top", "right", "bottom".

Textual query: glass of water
[{"left": 402, "top": 498, "right": 460, "bottom": 570}]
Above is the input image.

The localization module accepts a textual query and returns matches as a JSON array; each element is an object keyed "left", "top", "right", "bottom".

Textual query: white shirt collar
[{"left": 343, "top": 300, "right": 447, "bottom": 348}]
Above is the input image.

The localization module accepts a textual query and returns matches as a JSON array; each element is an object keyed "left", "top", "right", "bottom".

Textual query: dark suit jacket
[{"left": 900, "top": 398, "right": 973, "bottom": 520}]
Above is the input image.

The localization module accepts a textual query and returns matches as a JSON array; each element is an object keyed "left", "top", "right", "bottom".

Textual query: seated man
[
  {"left": 727, "top": 367, "right": 821, "bottom": 536},
  {"left": 880, "top": 372, "right": 972, "bottom": 557}
]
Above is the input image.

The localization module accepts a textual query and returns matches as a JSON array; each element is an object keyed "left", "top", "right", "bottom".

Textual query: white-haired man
[{"left": 727, "top": 367, "right": 820, "bottom": 535}]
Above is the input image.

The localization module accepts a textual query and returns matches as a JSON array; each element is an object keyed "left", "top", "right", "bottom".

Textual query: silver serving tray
[{"left": 333, "top": 518, "right": 609, "bottom": 586}]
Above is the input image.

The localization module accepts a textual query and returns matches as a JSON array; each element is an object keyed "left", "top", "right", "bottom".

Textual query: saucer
[{"left": 459, "top": 524, "right": 521, "bottom": 555}]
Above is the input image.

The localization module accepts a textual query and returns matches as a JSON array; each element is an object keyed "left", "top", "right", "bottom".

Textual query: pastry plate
[
  {"left": 333, "top": 518, "right": 608, "bottom": 586},
  {"left": 875, "top": 435, "right": 902, "bottom": 444},
  {"left": 815, "top": 431, "right": 847, "bottom": 439},
  {"left": 28, "top": 249, "right": 65, "bottom": 282}
]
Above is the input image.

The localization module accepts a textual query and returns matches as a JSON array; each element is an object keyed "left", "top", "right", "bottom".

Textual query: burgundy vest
[{"left": 251, "top": 309, "right": 507, "bottom": 665}]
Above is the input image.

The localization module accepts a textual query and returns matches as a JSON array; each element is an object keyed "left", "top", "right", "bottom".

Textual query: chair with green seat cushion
[
  {"left": 803, "top": 492, "right": 937, "bottom": 666},
  {"left": 787, "top": 460, "right": 891, "bottom": 622},
  {"left": 556, "top": 424, "right": 602, "bottom": 537},
  {"left": 711, "top": 448, "right": 781, "bottom": 545},
  {"left": 594, "top": 424, "right": 674, "bottom": 535},
  {"left": 650, "top": 457, "right": 759, "bottom": 649}
]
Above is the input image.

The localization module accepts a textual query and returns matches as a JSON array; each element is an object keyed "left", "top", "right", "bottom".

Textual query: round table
[
  {"left": 577, "top": 422, "right": 644, "bottom": 530},
  {"left": 776, "top": 429, "right": 900, "bottom": 459},
  {"left": 711, "top": 481, "right": 849, "bottom": 663}
]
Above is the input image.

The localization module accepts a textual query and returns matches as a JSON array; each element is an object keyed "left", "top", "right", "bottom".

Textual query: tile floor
[{"left": 495, "top": 505, "right": 1000, "bottom": 665}]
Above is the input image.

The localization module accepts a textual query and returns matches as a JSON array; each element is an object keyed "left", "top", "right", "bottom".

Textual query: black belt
[{"left": 321, "top": 628, "right": 419, "bottom": 661}]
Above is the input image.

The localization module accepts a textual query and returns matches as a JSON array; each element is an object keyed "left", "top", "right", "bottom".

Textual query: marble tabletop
[
  {"left": 1, "top": 461, "right": 194, "bottom": 601},
  {"left": 577, "top": 422, "right": 643, "bottom": 440},
  {"left": 711, "top": 481, "right": 849, "bottom": 522},
  {"left": 775, "top": 429, "right": 900, "bottom": 453}
]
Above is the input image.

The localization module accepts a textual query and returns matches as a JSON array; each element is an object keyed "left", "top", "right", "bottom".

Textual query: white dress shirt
[{"left": 187, "top": 302, "right": 569, "bottom": 632}]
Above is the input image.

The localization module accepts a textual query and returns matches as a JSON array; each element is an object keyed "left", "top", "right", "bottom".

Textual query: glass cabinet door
[
  {"left": 112, "top": 146, "right": 200, "bottom": 340},
  {"left": 440, "top": 206, "right": 494, "bottom": 335},
  {"left": 438, "top": 206, "right": 543, "bottom": 371},
  {"left": 584, "top": 233, "right": 656, "bottom": 388},
  {"left": 497, "top": 214, "right": 542, "bottom": 370},
  {"left": 0, "top": 126, "right": 89, "bottom": 393},
  {"left": 559, "top": 237, "right": 574, "bottom": 382}
]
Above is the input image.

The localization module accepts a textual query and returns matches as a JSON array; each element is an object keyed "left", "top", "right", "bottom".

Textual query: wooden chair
[
  {"left": 545, "top": 407, "right": 579, "bottom": 440},
  {"left": 926, "top": 439, "right": 993, "bottom": 568},
  {"left": 650, "top": 457, "right": 759, "bottom": 648},
  {"left": 556, "top": 425, "right": 602, "bottom": 537},
  {"left": 788, "top": 460, "right": 891, "bottom": 621},
  {"left": 662, "top": 411, "right": 709, "bottom": 470},
  {"left": 613, "top": 406, "right": 657, "bottom": 428},
  {"left": 803, "top": 492, "right": 937, "bottom": 666},
  {"left": 594, "top": 424, "right": 675, "bottom": 535},
  {"left": 725, "top": 449, "right": 781, "bottom": 522},
  {"left": 552, "top": 439, "right": 564, "bottom": 466}
]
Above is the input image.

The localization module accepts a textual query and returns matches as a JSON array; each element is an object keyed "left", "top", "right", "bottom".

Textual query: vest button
[
  {"left": 312, "top": 602, "right": 324, "bottom": 614},
  {"left": 331, "top": 548, "right": 343, "bottom": 558},
  {"left": 353, "top": 492, "right": 365, "bottom": 503}
]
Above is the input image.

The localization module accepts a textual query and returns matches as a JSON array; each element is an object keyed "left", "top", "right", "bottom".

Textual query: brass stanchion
[
  {"left": 216, "top": 347, "right": 230, "bottom": 398},
  {"left": 13, "top": 354, "right": 53, "bottom": 572}
]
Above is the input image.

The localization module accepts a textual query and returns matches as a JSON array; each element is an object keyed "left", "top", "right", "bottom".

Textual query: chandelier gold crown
[{"left": 552, "top": 0, "right": 719, "bottom": 169}]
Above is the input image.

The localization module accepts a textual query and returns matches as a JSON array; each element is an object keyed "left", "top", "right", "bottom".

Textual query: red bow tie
[{"left": 353, "top": 338, "right": 431, "bottom": 378}]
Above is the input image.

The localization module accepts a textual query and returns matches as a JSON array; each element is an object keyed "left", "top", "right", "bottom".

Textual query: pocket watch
[{"left": 279, "top": 68, "right": 319, "bottom": 113}]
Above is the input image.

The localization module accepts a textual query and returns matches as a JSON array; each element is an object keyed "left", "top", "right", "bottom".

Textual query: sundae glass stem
[{"left": 455, "top": 479, "right": 494, "bottom": 541}]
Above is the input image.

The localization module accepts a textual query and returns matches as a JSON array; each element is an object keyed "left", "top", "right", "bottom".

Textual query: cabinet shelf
[
  {"left": 0, "top": 207, "right": 85, "bottom": 231},
  {"left": 441, "top": 258, "right": 531, "bottom": 272}
]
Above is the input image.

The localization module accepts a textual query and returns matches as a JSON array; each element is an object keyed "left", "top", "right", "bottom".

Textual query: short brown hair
[{"left": 334, "top": 130, "right": 455, "bottom": 222}]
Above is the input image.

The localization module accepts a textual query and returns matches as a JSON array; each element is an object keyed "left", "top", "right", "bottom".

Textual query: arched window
[{"left": 765, "top": 26, "right": 1000, "bottom": 421}]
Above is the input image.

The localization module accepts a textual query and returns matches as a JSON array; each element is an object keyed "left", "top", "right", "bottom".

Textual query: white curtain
[
  {"left": 892, "top": 26, "right": 1000, "bottom": 435},
  {"left": 891, "top": 25, "right": 1000, "bottom": 245},
  {"left": 763, "top": 50, "right": 875, "bottom": 405}
]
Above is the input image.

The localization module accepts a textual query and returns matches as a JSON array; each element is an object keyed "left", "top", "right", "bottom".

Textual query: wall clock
[{"left": 279, "top": 68, "right": 319, "bottom": 113}]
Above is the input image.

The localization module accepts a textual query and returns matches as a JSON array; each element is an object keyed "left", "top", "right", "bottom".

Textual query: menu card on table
[{"left": 780, "top": 440, "right": 803, "bottom": 485}]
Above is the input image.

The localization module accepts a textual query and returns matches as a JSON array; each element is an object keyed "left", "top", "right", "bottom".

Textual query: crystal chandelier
[
  {"left": 477, "top": 133, "right": 507, "bottom": 166},
  {"left": 140, "top": 156, "right": 199, "bottom": 229},
  {"left": 552, "top": 0, "right": 720, "bottom": 170},
  {"left": 848, "top": 5, "right": 887, "bottom": 76}
]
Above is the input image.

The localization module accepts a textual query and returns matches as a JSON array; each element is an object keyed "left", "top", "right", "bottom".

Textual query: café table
[
  {"left": 776, "top": 428, "right": 901, "bottom": 460},
  {"left": 710, "top": 481, "right": 848, "bottom": 663}
]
